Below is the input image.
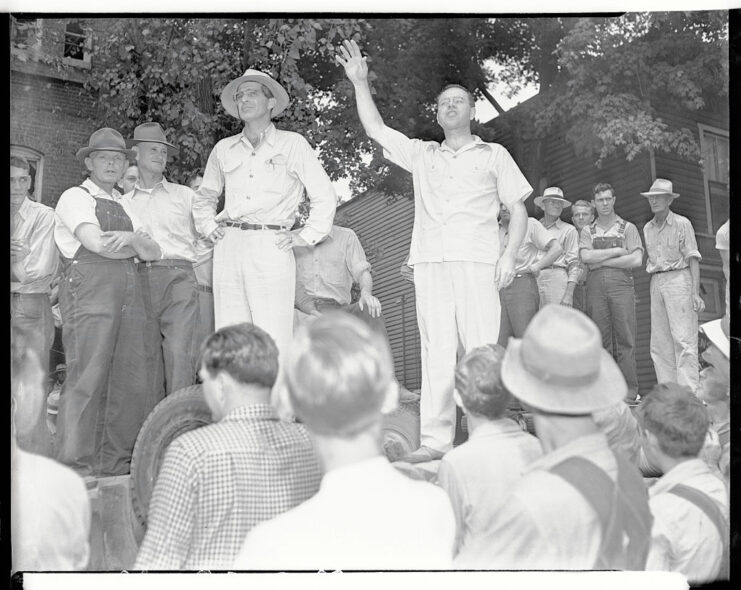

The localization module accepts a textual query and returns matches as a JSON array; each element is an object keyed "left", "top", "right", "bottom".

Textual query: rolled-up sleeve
[
  {"left": 293, "top": 137, "right": 336, "bottom": 246},
  {"left": 579, "top": 225, "right": 594, "bottom": 254},
  {"left": 193, "top": 144, "right": 225, "bottom": 239},
  {"left": 491, "top": 146, "right": 532, "bottom": 209},
  {"left": 624, "top": 223, "right": 644, "bottom": 254},
  {"left": 561, "top": 226, "right": 581, "bottom": 283},
  {"left": 679, "top": 218, "right": 701, "bottom": 262},
  {"left": 344, "top": 230, "right": 371, "bottom": 282}
]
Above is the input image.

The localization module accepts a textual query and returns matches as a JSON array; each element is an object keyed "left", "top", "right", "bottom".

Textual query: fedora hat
[
  {"left": 128, "top": 122, "right": 180, "bottom": 158},
  {"left": 501, "top": 304, "right": 626, "bottom": 415},
  {"left": 640, "top": 178, "right": 679, "bottom": 198},
  {"left": 700, "top": 318, "right": 729, "bottom": 360},
  {"left": 534, "top": 186, "right": 571, "bottom": 209},
  {"left": 221, "top": 69, "right": 290, "bottom": 119},
  {"left": 76, "top": 128, "right": 134, "bottom": 162}
]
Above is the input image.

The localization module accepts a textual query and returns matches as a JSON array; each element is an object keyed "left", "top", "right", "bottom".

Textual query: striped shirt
[{"left": 134, "top": 404, "right": 321, "bottom": 570}]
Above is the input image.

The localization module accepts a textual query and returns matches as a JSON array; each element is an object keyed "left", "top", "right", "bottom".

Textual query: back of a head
[
  {"left": 200, "top": 323, "right": 279, "bottom": 388},
  {"left": 284, "top": 312, "right": 394, "bottom": 437},
  {"left": 636, "top": 383, "right": 709, "bottom": 459},
  {"left": 455, "top": 344, "right": 510, "bottom": 420}
]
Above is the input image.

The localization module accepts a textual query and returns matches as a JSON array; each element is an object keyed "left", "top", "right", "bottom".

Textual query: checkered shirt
[{"left": 134, "top": 404, "right": 321, "bottom": 570}]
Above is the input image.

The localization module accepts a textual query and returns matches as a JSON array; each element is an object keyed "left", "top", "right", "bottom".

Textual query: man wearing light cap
[
  {"left": 192, "top": 69, "right": 336, "bottom": 358},
  {"left": 642, "top": 178, "right": 704, "bottom": 392},
  {"left": 457, "top": 305, "right": 652, "bottom": 570},
  {"left": 124, "top": 122, "right": 200, "bottom": 395}
]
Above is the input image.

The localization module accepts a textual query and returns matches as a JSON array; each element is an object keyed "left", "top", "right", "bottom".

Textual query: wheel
[
  {"left": 129, "top": 385, "right": 213, "bottom": 529},
  {"left": 382, "top": 400, "right": 420, "bottom": 462}
]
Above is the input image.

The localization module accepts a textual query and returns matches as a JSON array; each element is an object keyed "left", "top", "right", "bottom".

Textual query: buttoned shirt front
[
  {"left": 54, "top": 178, "right": 145, "bottom": 259},
  {"left": 192, "top": 123, "right": 335, "bottom": 246},
  {"left": 538, "top": 217, "right": 581, "bottom": 283},
  {"left": 234, "top": 455, "right": 455, "bottom": 570},
  {"left": 455, "top": 432, "right": 616, "bottom": 570},
  {"left": 499, "top": 217, "right": 555, "bottom": 275},
  {"left": 134, "top": 404, "right": 322, "bottom": 570},
  {"left": 646, "top": 458, "right": 728, "bottom": 584},
  {"left": 294, "top": 225, "right": 371, "bottom": 306},
  {"left": 643, "top": 211, "right": 701, "bottom": 274},
  {"left": 378, "top": 128, "right": 532, "bottom": 265},
  {"left": 11, "top": 197, "right": 58, "bottom": 294},
  {"left": 579, "top": 216, "right": 644, "bottom": 271},
  {"left": 123, "top": 178, "right": 199, "bottom": 262},
  {"left": 439, "top": 418, "right": 543, "bottom": 559}
]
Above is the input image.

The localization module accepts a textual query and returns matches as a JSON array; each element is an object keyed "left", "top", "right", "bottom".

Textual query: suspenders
[
  {"left": 549, "top": 453, "right": 653, "bottom": 570},
  {"left": 667, "top": 484, "right": 729, "bottom": 580}
]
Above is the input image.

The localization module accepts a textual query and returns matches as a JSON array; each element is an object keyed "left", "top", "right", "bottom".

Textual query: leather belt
[
  {"left": 652, "top": 267, "right": 688, "bottom": 275},
  {"left": 137, "top": 259, "right": 193, "bottom": 270},
  {"left": 539, "top": 265, "right": 566, "bottom": 271},
  {"left": 513, "top": 272, "right": 536, "bottom": 278},
  {"left": 196, "top": 283, "right": 213, "bottom": 293},
  {"left": 223, "top": 221, "right": 288, "bottom": 231}
]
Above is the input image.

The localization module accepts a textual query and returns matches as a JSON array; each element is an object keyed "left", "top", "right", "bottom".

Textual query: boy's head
[
  {"left": 284, "top": 312, "right": 397, "bottom": 437},
  {"left": 454, "top": 344, "right": 510, "bottom": 420}
]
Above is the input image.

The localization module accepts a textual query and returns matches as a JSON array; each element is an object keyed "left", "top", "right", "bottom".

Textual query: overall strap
[
  {"left": 616, "top": 219, "right": 627, "bottom": 239},
  {"left": 667, "top": 484, "right": 729, "bottom": 579}
]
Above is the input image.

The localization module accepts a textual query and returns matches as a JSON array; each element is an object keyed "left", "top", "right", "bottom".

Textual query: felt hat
[
  {"left": 76, "top": 128, "right": 134, "bottom": 161},
  {"left": 700, "top": 318, "right": 729, "bottom": 360},
  {"left": 128, "top": 122, "right": 180, "bottom": 158},
  {"left": 640, "top": 178, "right": 679, "bottom": 198},
  {"left": 501, "top": 304, "right": 627, "bottom": 415},
  {"left": 220, "top": 69, "right": 290, "bottom": 119},
  {"left": 534, "top": 186, "right": 571, "bottom": 209}
]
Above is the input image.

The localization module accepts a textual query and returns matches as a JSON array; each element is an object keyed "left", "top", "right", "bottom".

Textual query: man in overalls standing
[
  {"left": 54, "top": 128, "right": 162, "bottom": 477},
  {"left": 579, "top": 183, "right": 644, "bottom": 403}
]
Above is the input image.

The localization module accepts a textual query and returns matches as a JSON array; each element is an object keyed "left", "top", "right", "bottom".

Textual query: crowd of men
[{"left": 10, "top": 39, "right": 730, "bottom": 581}]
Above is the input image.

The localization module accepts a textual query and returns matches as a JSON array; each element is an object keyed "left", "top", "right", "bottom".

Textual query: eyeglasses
[
  {"left": 92, "top": 153, "right": 126, "bottom": 165},
  {"left": 234, "top": 89, "right": 265, "bottom": 103},
  {"left": 10, "top": 175, "right": 31, "bottom": 185}
]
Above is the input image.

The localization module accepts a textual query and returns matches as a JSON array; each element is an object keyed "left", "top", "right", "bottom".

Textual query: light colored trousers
[
  {"left": 649, "top": 268, "right": 699, "bottom": 392},
  {"left": 414, "top": 261, "right": 499, "bottom": 452},
  {"left": 536, "top": 267, "right": 568, "bottom": 307},
  {"left": 213, "top": 228, "right": 295, "bottom": 357}
]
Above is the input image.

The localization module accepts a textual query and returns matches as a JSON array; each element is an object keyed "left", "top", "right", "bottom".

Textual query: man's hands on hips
[
  {"left": 358, "top": 289, "right": 382, "bottom": 317},
  {"left": 208, "top": 225, "right": 226, "bottom": 243},
  {"left": 276, "top": 230, "right": 310, "bottom": 251}
]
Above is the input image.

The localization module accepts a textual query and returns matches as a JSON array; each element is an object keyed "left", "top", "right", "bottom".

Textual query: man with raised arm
[{"left": 337, "top": 40, "right": 532, "bottom": 463}]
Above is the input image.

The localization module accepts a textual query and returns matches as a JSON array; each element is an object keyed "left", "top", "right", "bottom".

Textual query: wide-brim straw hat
[
  {"left": 76, "top": 128, "right": 135, "bottom": 162},
  {"left": 640, "top": 178, "right": 679, "bottom": 198},
  {"left": 501, "top": 304, "right": 626, "bottom": 415},
  {"left": 220, "top": 69, "right": 290, "bottom": 119},
  {"left": 534, "top": 186, "right": 571, "bottom": 209},
  {"left": 127, "top": 122, "right": 180, "bottom": 159},
  {"left": 700, "top": 318, "right": 729, "bottom": 360}
]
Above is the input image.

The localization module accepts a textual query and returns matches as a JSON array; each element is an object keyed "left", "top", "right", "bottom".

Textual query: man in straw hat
[
  {"left": 533, "top": 186, "right": 581, "bottom": 308},
  {"left": 124, "top": 122, "right": 201, "bottom": 395},
  {"left": 338, "top": 40, "right": 532, "bottom": 463},
  {"left": 579, "top": 182, "right": 643, "bottom": 403},
  {"left": 192, "top": 68, "right": 336, "bottom": 360},
  {"left": 642, "top": 178, "right": 704, "bottom": 392},
  {"left": 456, "top": 304, "right": 652, "bottom": 570},
  {"left": 53, "top": 127, "right": 162, "bottom": 477}
]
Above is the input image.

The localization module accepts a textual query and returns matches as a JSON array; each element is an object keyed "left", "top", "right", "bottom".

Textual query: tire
[
  {"left": 382, "top": 400, "right": 420, "bottom": 462},
  {"left": 129, "top": 385, "right": 213, "bottom": 529}
]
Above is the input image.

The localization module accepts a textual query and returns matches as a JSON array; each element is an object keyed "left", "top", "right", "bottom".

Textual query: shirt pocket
[{"left": 260, "top": 153, "right": 293, "bottom": 196}]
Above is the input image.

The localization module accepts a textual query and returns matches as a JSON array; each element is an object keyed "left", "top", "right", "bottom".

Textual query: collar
[
  {"left": 82, "top": 178, "right": 120, "bottom": 199},
  {"left": 15, "top": 197, "right": 34, "bottom": 219},
  {"left": 229, "top": 123, "right": 276, "bottom": 150},
  {"left": 526, "top": 432, "right": 609, "bottom": 474},
  {"left": 592, "top": 215, "right": 624, "bottom": 231},
  {"left": 133, "top": 176, "right": 171, "bottom": 195},
  {"left": 649, "top": 458, "right": 713, "bottom": 496},
  {"left": 221, "top": 403, "right": 279, "bottom": 423},
  {"left": 439, "top": 134, "right": 485, "bottom": 154},
  {"left": 468, "top": 417, "right": 526, "bottom": 442},
  {"left": 648, "top": 210, "right": 675, "bottom": 230},
  {"left": 540, "top": 217, "right": 564, "bottom": 230}
]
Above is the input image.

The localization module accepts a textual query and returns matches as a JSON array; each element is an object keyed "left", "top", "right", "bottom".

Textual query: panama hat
[
  {"left": 640, "top": 178, "right": 679, "bottom": 198},
  {"left": 501, "top": 304, "right": 626, "bottom": 415},
  {"left": 220, "top": 69, "right": 290, "bottom": 119},
  {"left": 534, "top": 186, "right": 571, "bottom": 209},
  {"left": 700, "top": 318, "right": 729, "bottom": 360},
  {"left": 76, "top": 128, "right": 134, "bottom": 161},
  {"left": 128, "top": 122, "right": 180, "bottom": 159}
]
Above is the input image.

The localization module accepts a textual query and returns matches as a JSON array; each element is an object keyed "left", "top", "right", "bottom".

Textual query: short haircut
[
  {"left": 10, "top": 155, "right": 30, "bottom": 171},
  {"left": 200, "top": 323, "right": 279, "bottom": 389},
  {"left": 636, "top": 383, "right": 709, "bottom": 459},
  {"left": 284, "top": 312, "right": 394, "bottom": 437},
  {"left": 592, "top": 182, "right": 615, "bottom": 198},
  {"left": 572, "top": 199, "right": 595, "bottom": 211},
  {"left": 437, "top": 84, "right": 475, "bottom": 107},
  {"left": 455, "top": 344, "right": 511, "bottom": 419}
]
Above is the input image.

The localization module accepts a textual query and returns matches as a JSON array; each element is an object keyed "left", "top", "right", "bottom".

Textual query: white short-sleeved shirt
[
  {"left": 378, "top": 128, "right": 532, "bottom": 265},
  {"left": 499, "top": 217, "right": 556, "bottom": 274},
  {"left": 54, "top": 178, "right": 145, "bottom": 259}
]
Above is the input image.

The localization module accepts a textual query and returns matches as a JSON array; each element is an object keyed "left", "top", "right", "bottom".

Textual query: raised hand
[{"left": 335, "top": 39, "right": 368, "bottom": 85}]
